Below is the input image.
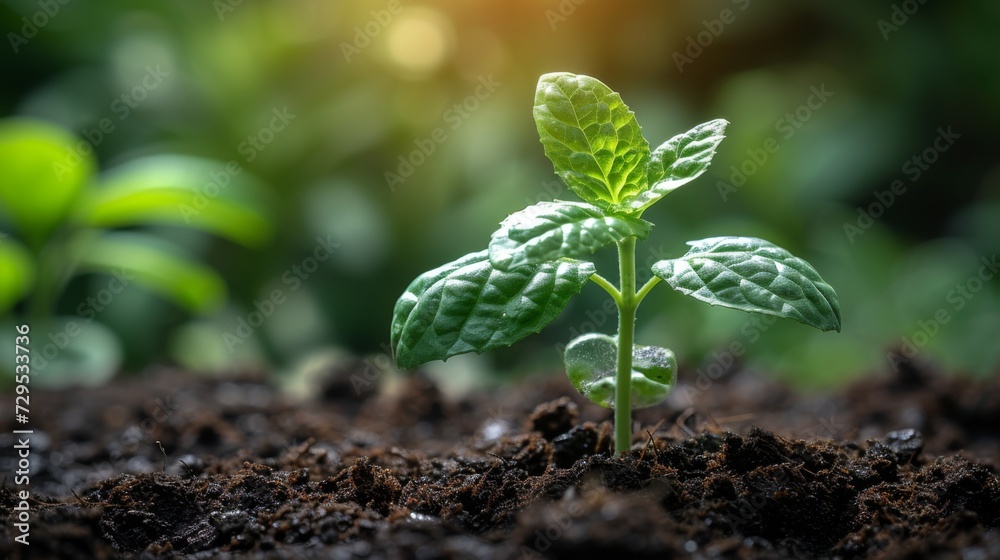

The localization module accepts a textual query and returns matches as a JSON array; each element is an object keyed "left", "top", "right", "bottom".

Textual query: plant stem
[
  {"left": 635, "top": 276, "right": 661, "bottom": 305},
  {"left": 589, "top": 273, "right": 622, "bottom": 304},
  {"left": 614, "top": 237, "right": 637, "bottom": 455},
  {"left": 26, "top": 235, "right": 71, "bottom": 327}
]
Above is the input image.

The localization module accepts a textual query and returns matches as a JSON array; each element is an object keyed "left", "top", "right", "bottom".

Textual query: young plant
[
  {"left": 391, "top": 73, "right": 841, "bottom": 455},
  {"left": 0, "top": 118, "right": 271, "bottom": 383}
]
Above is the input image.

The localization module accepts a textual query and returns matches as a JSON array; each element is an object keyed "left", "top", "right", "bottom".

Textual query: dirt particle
[
  {"left": 885, "top": 428, "right": 924, "bottom": 462},
  {"left": 722, "top": 428, "right": 793, "bottom": 474},
  {"left": 552, "top": 423, "right": 599, "bottom": 468},
  {"left": 99, "top": 473, "right": 207, "bottom": 554},
  {"left": 332, "top": 457, "right": 402, "bottom": 516},
  {"left": 527, "top": 397, "right": 579, "bottom": 439},
  {"left": 10, "top": 366, "right": 1000, "bottom": 558}
]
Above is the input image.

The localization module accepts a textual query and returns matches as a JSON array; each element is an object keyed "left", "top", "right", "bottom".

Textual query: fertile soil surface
[{"left": 2, "top": 356, "right": 999, "bottom": 559}]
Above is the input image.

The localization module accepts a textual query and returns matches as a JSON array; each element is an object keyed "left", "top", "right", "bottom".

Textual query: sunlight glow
[{"left": 386, "top": 9, "right": 450, "bottom": 73}]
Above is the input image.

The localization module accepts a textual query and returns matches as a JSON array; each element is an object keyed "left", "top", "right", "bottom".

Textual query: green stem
[
  {"left": 635, "top": 276, "right": 661, "bottom": 305},
  {"left": 614, "top": 237, "right": 637, "bottom": 455},
  {"left": 589, "top": 273, "right": 622, "bottom": 304},
  {"left": 26, "top": 238, "right": 69, "bottom": 326}
]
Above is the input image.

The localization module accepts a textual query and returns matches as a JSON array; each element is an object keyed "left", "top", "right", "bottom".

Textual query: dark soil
[{"left": 2, "top": 357, "right": 999, "bottom": 559}]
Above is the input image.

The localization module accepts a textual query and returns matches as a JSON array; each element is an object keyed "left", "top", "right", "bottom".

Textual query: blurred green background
[{"left": 1, "top": 0, "right": 998, "bottom": 388}]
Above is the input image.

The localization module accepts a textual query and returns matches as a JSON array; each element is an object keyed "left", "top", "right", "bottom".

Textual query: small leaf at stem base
[{"left": 563, "top": 333, "right": 675, "bottom": 409}]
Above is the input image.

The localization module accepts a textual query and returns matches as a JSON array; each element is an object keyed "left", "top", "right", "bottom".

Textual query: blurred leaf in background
[{"left": 0, "top": 118, "right": 270, "bottom": 386}]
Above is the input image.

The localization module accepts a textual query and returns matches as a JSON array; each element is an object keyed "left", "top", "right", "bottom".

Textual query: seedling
[
  {"left": 391, "top": 73, "right": 841, "bottom": 455},
  {"left": 0, "top": 118, "right": 270, "bottom": 382}
]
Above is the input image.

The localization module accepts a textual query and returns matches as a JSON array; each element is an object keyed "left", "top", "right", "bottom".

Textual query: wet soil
[{"left": 1, "top": 356, "right": 998, "bottom": 559}]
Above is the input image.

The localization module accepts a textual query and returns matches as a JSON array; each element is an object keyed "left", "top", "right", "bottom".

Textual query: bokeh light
[{"left": 385, "top": 8, "right": 453, "bottom": 75}]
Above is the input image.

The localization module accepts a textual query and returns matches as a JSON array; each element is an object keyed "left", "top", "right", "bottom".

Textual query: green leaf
[
  {"left": 0, "top": 119, "right": 95, "bottom": 248},
  {"left": 489, "top": 200, "right": 651, "bottom": 271},
  {"left": 392, "top": 250, "right": 595, "bottom": 369},
  {"left": 0, "top": 237, "right": 35, "bottom": 314},
  {"left": 75, "top": 155, "right": 272, "bottom": 247},
  {"left": 652, "top": 236, "right": 842, "bottom": 332},
  {"left": 11, "top": 317, "right": 122, "bottom": 388},
  {"left": 72, "top": 232, "right": 226, "bottom": 313},
  {"left": 534, "top": 73, "right": 650, "bottom": 209},
  {"left": 618, "top": 119, "right": 728, "bottom": 213},
  {"left": 563, "top": 333, "right": 675, "bottom": 409}
]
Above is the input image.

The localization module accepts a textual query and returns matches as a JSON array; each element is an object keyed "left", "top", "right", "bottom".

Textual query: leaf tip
[
  {"left": 538, "top": 71, "right": 573, "bottom": 83},
  {"left": 535, "top": 72, "right": 573, "bottom": 96},
  {"left": 702, "top": 118, "right": 730, "bottom": 135}
]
